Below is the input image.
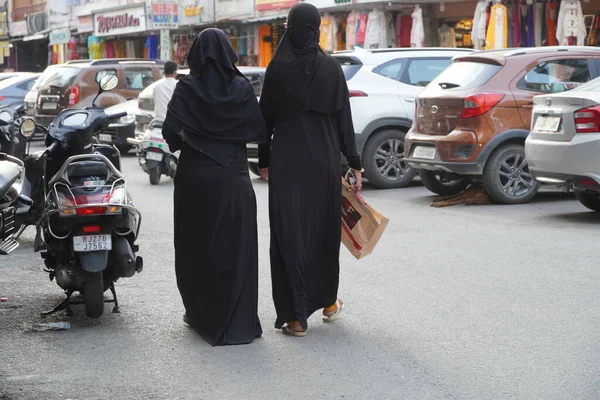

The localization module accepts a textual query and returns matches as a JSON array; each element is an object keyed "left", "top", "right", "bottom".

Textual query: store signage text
[
  {"left": 94, "top": 7, "right": 146, "bottom": 37},
  {"left": 49, "top": 27, "right": 71, "bottom": 46},
  {"left": 97, "top": 13, "right": 140, "bottom": 33},
  {"left": 78, "top": 15, "right": 94, "bottom": 33},
  {"left": 184, "top": 5, "right": 203, "bottom": 17},
  {"left": 152, "top": 0, "right": 178, "bottom": 29},
  {"left": 256, "top": 0, "right": 295, "bottom": 11}
]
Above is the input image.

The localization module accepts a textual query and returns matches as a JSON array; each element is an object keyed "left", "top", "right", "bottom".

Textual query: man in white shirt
[{"left": 153, "top": 61, "right": 178, "bottom": 122}]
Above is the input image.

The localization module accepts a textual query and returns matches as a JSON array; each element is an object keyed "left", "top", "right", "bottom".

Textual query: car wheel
[
  {"left": 574, "top": 191, "right": 600, "bottom": 212},
  {"left": 483, "top": 144, "right": 540, "bottom": 204},
  {"left": 363, "top": 130, "right": 417, "bottom": 189},
  {"left": 248, "top": 162, "right": 260, "bottom": 177},
  {"left": 419, "top": 170, "right": 472, "bottom": 196}
]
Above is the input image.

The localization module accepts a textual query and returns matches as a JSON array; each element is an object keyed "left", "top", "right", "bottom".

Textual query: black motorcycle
[
  {"left": 19, "top": 74, "right": 144, "bottom": 318},
  {"left": 0, "top": 107, "right": 34, "bottom": 254}
]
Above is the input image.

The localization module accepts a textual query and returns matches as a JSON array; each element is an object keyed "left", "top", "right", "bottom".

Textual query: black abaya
[
  {"left": 173, "top": 142, "right": 262, "bottom": 345},
  {"left": 260, "top": 103, "right": 360, "bottom": 330}
]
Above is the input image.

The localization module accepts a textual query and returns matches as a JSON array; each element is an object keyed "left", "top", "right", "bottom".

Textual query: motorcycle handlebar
[
  {"left": 44, "top": 140, "right": 60, "bottom": 156},
  {"left": 107, "top": 111, "right": 127, "bottom": 120}
]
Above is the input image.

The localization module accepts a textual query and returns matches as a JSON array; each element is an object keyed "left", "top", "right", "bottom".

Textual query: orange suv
[{"left": 405, "top": 47, "right": 600, "bottom": 204}]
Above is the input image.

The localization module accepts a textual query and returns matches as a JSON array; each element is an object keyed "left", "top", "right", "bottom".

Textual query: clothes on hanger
[
  {"left": 346, "top": 11, "right": 358, "bottom": 49},
  {"left": 438, "top": 23, "right": 456, "bottom": 48},
  {"left": 556, "top": 0, "right": 586, "bottom": 46},
  {"left": 471, "top": 0, "right": 489, "bottom": 50},
  {"left": 410, "top": 5, "right": 425, "bottom": 48},
  {"left": 320, "top": 14, "right": 338, "bottom": 52},
  {"left": 356, "top": 12, "right": 368, "bottom": 46},
  {"left": 485, "top": 2, "right": 508, "bottom": 49},
  {"left": 512, "top": 1, "right": 522, "bottom": 47},
  {"left": 533, "top": 1, "right": 544, "bottom": 47},
  {"left": 145, "top": 34, "right": 158, "bottom": 59},
  {"left": 546, "top": 1, "right": 558, "bottom": 46},
  {"left": 364, "top": 9, "right": 388, "bottom": 49},
  {"left": 396, "top": 14, "right": 412, "bottom": 47}
]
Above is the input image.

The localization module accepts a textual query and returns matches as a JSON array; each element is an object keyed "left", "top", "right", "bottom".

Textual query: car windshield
[
  {"left": 37, "top": 66, "right": 80, "bottom": 88},
  {"left": 429, "top": 61, "right": 501, "bottom": 90}
]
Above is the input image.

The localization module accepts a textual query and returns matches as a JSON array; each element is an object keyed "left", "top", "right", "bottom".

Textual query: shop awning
[
  {"left": 242, "top": 13, "right": 287, "bottom": 23},
  {"left": 23, "top": 30, "right": 49, "bottom": 42}
]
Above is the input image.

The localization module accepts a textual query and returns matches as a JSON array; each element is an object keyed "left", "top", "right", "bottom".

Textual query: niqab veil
[
  {"left": 165, "top": 28, "right": 266, "bottom": 144},
  {"left": 259, "top": 3, "right": 348, "bottom": 121}
]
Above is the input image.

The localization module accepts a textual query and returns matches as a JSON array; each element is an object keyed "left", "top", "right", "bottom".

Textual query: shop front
[
  {"left": 89, "top": 5, "right": 154, "bottom": 59},
  {"left": 10, "top": 11, "right": 50, "bottom": 72},
  {"left": 0, "top": 4, "right": 12, "bottom": 70}
]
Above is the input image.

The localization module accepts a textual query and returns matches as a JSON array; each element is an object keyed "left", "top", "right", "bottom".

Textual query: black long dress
[
  {"left": 259, "top": 103, "right": 360, "bottom": 330},
  {"left": 162, "top": 28, "right": 267, "bottom": 346}
]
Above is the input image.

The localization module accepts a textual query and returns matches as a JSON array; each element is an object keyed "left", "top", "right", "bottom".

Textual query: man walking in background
[{"left": 153, "top": 61, "right": 178, "bottom": 122}]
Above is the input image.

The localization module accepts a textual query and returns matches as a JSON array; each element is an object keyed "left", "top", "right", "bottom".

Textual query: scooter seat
[
  {"left": 66, "top": 160, "right": 109, "bottom": 179},
  {"left": 0, "top": 160, "right": 20, "bottom": 200}
]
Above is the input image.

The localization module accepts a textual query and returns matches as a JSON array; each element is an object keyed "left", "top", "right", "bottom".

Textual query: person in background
[
  {"left": 258, "top": 2, "right": 363, "bottom": 337},
  {"left": 161, "top": 29, "right": 267, "bottom": 346},
  {"left": 153, "top": 61, "right": 178, "bottom": 122}
]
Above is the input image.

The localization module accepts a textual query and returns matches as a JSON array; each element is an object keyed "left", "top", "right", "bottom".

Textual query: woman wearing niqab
[
  {"left": 162, "top": 28, "right": 266, "bottom": 346},
  {"left": 259, "top": 3, "right": 363, "bottom": 337}
]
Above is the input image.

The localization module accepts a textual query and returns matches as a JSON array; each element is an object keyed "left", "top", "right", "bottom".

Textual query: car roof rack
[
  {"left": 65, "top": 58, "right": 167, "bottom": 66},
  {"left": 334, "top": 47, "right": 473, "bottom": 55},
  {"left": 477, "top": 46, "right": 600, "bottom": 58}
]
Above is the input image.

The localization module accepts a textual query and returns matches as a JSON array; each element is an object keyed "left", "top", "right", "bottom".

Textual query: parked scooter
[
  {"left": 19, "top": 74, "right": 144, "bottom": 319},
  {"left": 127, "top": 119, "right": 178, "bottom": 185},
  {"left": 0, "top": 108, "right": 34, "bottom": 254}
]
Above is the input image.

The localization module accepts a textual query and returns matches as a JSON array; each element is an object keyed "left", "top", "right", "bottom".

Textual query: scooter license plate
[
  {"left": 146, "top": 152, "right": 163, "bottom": 161},
  {"left": 73, "top": 235, "right": 112, "bottom": 252}
]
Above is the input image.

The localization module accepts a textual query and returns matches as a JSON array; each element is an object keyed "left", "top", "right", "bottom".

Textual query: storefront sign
[
  {"left": 256, "top": 0, "right": 295, "bottom": 11},
  {"left": 184, "top": 4, "right": 203, "bottom": 17},
  {"left": 26, "top": 12, "right": 48, "bottom": 35},
  {"left": 0, "top": 11, "right": 7, "bottom": 37},
  {"left": 49, "top": 27, "right": 71, "bottom": 45},
  {"left": 152, "top": 0, "right": 178, "bottom": 29},
  {"left": 78, "top": 15, "right": 94, "bottom": 33},
  {"left": 160, "top": 29, "right": 170, "bottom": 61},
  {"left": 94, "top": 6, "right": 146, "bottom": 37},
  {"left": 9, "top": 21, "right": 28, "bottom": 37}
]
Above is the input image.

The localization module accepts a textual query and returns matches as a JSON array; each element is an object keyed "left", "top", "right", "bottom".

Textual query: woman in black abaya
[
  {"left": 259, "top": 3, "right": 363, "bottom": 337},
  {"left": 162, "top": 28, "right": 266, "bottom": 346}
]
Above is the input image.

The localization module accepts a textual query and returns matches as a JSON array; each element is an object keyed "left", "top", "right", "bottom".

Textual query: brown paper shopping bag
[{"left": 340, "top": 178, "right": 390, "bottom": 260}]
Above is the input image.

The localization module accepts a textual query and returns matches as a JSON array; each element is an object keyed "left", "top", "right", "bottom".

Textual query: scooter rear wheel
[
  {"left": 83, "top": 270, "right": 105, "bottom": 318},
  {"left": 149, "top": 167, "right": 161, "bottom": 185}
]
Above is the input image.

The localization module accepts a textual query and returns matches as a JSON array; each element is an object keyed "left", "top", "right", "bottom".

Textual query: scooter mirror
[
  {"left": 0, "top": 110, "right": 11, "bottom": 122},
  {"left": 99, "top": 74, "right": 119, "bottom": 92},
  {"left": 20, "top": 118, "right": 36, "bottom": 138}
]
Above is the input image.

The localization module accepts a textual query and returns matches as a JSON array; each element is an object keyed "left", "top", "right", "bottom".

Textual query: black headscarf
[
  {"left": 259, "top": 3, "right": 348, "bottom": 121},
  {"left": 164, "top": 28, "right": 267, "bottom": 144}
]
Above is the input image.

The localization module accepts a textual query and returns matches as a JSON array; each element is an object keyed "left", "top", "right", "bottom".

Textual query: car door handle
[{"left": 405, "top": 98, "right": 415, "bottom": 102}]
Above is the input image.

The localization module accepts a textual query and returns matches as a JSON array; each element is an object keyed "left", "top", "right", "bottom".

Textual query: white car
[{"left": 332, "top": 47, "right": 472, "bottom": 189}]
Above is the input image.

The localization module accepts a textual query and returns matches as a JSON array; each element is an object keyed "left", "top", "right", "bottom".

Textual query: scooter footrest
[{"left": 0, "top": 237, "right": 19, "bottom": 255}]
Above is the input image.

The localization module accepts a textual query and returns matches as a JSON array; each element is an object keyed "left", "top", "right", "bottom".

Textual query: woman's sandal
[
  {"left": 322, "top": 298, "right": 344, "bottom": 322},
  {"left": 281, "top": 321, "right": 307, "bottom": 337}
]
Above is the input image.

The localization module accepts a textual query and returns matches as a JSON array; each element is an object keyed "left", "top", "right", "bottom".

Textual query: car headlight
[{"left": 118, "top": 114, "right": 135, "bottom": 124}]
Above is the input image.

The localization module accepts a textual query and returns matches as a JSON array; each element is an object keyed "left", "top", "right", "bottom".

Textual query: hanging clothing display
[
  {"left": 146, "top": 34, "right": 158, "bottom": 59},
  {"left": 521, "top": 3, "right": 534, "bottom": 47},
  {"left": 512, "top": 2, "right": 521, "bottom": 47},
  {"left": 410, "top": 5, "right": 424, "bottom": 48},
  {"left": 319, "top": 14, "right": 338, "bottom": 52},
  {"left": 439, "top": 24, "right": 456, "bottom": 48},
  {"left": 126, "top": 40, "right": 136, "bottom": 58},
  {"left": 336, "top": 17, "right": 346, "bottom": 51},
  {"left": 396, "top": 14, "right": 412, "bottom": 47},
  {"left": 556, "top": 0, "right": 586, "bottom": 46},
  {"left": 346, "top": 11, "right": 358, "bottom": 49},
  {"left": 356, "top": 12, "right": 368, "bottom": 46},
  {"left": 485, "top": 2, "right": 508, "bottom": 50},
  {"left": 506, "top": 2, "right": 514, "bottom": 47},
  {"left": 546, "top": 1, "right": 559, "bottom": 46},
  {"left": 534, "top": 1, "right": 544, "bottom": 47},
  {"left": 471, "top": 0, "right": 489, "bottom": 50},
  {"left": 105, "top": 41, "right": 115, "bottom": 58},
  {"left": 364, "top": 9, "right": 387, "bottom": 49},
  {"left": 385, "top": 12, "right": 396, "bottom": 48},
  {"left": 87, "top": 36, "right": 104, "bottom": 60}
]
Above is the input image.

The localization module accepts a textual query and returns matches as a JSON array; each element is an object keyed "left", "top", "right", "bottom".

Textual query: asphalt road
[{"left": 2, "top": 147, "right": 600, "bottom": 400}]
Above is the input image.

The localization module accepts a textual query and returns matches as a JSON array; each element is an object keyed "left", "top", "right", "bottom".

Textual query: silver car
[{"left": 525, "top": 78, "right": 600, "bottom": 211}]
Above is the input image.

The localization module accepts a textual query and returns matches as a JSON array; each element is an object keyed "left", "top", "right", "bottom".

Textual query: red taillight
[
  {"left": 0, "top": 96, "right": 6, "bottom": 101},
  {"left": 76, "top": 206, "right": 106, "bottom": 216},
  {"left": 68, "top": 86, "right": 80, "bottom": 106},
  {"left": 349, "top": 90, "right": 368, "bottom": 98},
  {"left": 574, "top": 106, "right": 600, "bottom": 133},
  {"left": 460, "top": 92, "right": 505, "bottom": 119},
  {"left": 579, "top": 178, "right": 598, "bottom": 188},
  {"left": 83, "top": 225, "right": 101, "bottom": 233}
]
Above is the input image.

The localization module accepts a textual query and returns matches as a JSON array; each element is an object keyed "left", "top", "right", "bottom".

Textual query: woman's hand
[
  {"left": 260, "top": 168, "right": 269, "bottom": 181},
  {"left": 345, "top": 168, "right": 363, "bottom": 191}
]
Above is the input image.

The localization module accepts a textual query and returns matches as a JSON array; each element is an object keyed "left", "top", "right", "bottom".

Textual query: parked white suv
[{"left": 333, "top": 48, "right": 473, "bottom": 189}]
